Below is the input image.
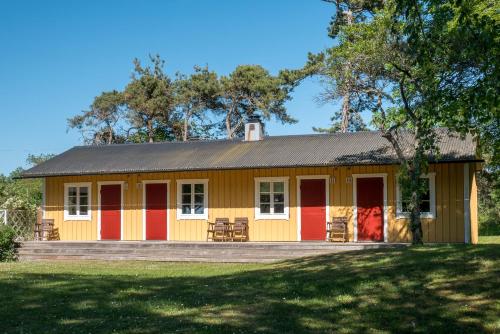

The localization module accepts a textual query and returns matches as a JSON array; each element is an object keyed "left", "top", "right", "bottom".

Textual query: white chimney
[{"left": 244, "top": 116, "right": 264, "bottom": 141}]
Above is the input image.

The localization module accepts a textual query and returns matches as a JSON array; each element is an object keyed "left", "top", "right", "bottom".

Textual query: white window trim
[
  {"left": 64, "top": 182, "right": 92, "bottom": 221},
  {"left": 254, "top": 177, "right": 290, "bottom": 220},
  {"left": 396, "top": 173, "right": 436, "bottom": 219},
  {"left": 296, "top": 175, "right": 330, "bottom": 241},
  {"left": 142, "top": 180, "right": 170, "bottom": 241},
  {"left": 176, "top": 179, "right": 209, "bottom": 220}
]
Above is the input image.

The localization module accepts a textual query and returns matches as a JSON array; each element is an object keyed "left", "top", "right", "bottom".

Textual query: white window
[
  {"left": 64, "top": 183, "right": 91, "bottom": 220},
  {"left": 255, "top": 177, "right": 289, "bottom": 220},
  {"left": 176, "top": 179, "right": 208, "bottom": 220},
  {"left": 396, "top": 173, "right": 436, "bottom": 219}
]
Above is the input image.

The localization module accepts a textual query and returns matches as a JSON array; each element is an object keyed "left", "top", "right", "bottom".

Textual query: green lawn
[
  {"left": 479, "top": 235, "right": 500, "bottom": 244},
  {"left": 1, "top": 246, "right": 499, "bottom": 334}
]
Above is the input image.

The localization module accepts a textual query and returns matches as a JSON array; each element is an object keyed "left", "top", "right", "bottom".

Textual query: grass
[
  {"left": 479, "top": 235, "right": 500, "bottom": 244},
  {"left": 1, "top": 245, "right": 499, "bottom": 334}
]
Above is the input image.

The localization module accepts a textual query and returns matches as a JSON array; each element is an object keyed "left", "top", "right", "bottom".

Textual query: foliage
[
  {"left": 123, "top": 55, "right": 177, "bottom": 143},
  {"left": 68, "top": 90, "right": 125, "bottom": 145},
  {"left": 310, "top": 0, "right": 499, "bottom": 243},
  {"left": 478, "top": 169, "right": 500, "bottom": 236},
  {"left": 215, "top": 65, "right": 297, "bottom": 138},
  {"left": 0, "top": 225, "right": 16, "bottom": 262},
  {"left": 69, "top": 57, "right": 299, "bottom": 142},
  {"left": 173, "top": 66, "right": 220, "bottom": 141},
  {"left": 1, "top": 245, "right": 499, "bottom": 332}
]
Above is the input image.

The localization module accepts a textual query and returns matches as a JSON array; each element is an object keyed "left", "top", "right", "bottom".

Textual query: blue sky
[{"left": 0, "top": 0, "right": 340, "bottom": 175}]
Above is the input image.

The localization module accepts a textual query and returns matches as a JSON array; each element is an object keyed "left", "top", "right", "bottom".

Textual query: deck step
[{"left": 17, "top": 241, "right": 405, "bottom": 263}]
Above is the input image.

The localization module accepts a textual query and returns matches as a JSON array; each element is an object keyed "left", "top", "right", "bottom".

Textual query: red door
[
  {"left": 145, "top": 183, "right": 168, "bottom": 240},
  {"left": 357, "top": 177, "right": 384, "bottom": 242},
  {"left": 100, "top": 184, "right": 121, "bottom": 240},
  {"left": 300, "top": 179, "right": 327, "bottom": 240}
]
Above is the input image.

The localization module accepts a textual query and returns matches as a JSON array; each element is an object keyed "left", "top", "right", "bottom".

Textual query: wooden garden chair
[
  {"left": 34, "top": 219, "right": 54, "bottom": 241},
  {"left": 212, "top": 218, "right": 230, "bottom": 242},
  {"left": 326, "top": 217, "right": 348, "bottom": 242},
  {"left": 232, "top": 217, "right": 248, "bottom": 242}
]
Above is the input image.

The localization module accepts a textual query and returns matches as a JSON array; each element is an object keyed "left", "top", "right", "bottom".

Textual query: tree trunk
[
  {"left": 147, "top": 119, "right": 154, "bottom": 143},
  {"left": 340, "top": 94, "right": 350, "bottom": 132},
  {"left": 183, "top": 117, "right": 189, "bottom": 141},
  {"left": 339, "top": 9, "right": 353, "bottom": 133},
  {"left": 226, "top": 112, "right": 233, "bottom": 139}
]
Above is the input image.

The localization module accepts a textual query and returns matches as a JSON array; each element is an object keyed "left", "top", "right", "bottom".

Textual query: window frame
[
  {"left": 396, "top": 173, "right": 436, "bottom": 219},
  {"left": 176, "top": 179, "right": 209, "bottom": 220},
  {"left": 64, "top": 182, "right": 92, "bottom": 221},
  {"left": 254, "top": 177, "right": 290, "bottom": 220}
]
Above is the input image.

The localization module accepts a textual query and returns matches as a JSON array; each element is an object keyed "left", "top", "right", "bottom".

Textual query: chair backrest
[
  {"left": 214, "top": 218, "right": 229, "bottom": 225},
  {"left": 234, "top": 217, "right": 248, "bottom": 227},
  {"left": 42, "top": 219, "right": 54, "bottom": 227},
  {"left": 331, "top": 217, "right": 348, "bottom": 225}
]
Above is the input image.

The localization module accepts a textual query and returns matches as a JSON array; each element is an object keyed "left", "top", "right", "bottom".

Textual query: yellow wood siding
[{"left": 43, "top": 162, "right": 477, "bottom": 243}]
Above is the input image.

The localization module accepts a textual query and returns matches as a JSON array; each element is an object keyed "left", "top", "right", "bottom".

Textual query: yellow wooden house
[{"left": 21, "top": 120, "right": 481, "bottom": 244}]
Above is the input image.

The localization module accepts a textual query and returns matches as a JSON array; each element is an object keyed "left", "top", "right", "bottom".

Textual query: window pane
[
  {"left": 80, "top": 206, "right": 88, "bottom": 215},
  {"left": 68, "top": 195, "right": 77, "bottom": 206},
  {"left": 273, "top": 193, "right": 284, "bottom": 203},
  {"left": 68, "top": 205, "right": 77, "bottom": 215},
  {"left": 420, "top": 200, "right": 431, "bottom": 213},
  {"left": 194, "top": 194, "right": 204, "bottom": 205},
  {"left": 421, "top": 179, "right": 430, "bottom": 201},
  {"left": 79, "top": 187, "right": 88, "bottom": 196},
  {"left": 260, "top": 194, "right": 270, "bottom": 204},
  {"left": 274, "top": 204, "right": 284, "bottom": 214},
  {"left": 194, "top": 204, "right": 204, "bottom": 214},
  {"left": 68, "top": 187, "right": 77, "bottom": 197},
  {"left": 182, "top": 184, "right": 192, "bottom": 194},
  {"left": 260, "top": 182, "right": 270, "bottom": 193},
  {"left": 182, "top": 204, "right": 191, "bottom": 214},
  {"left": 80, "top": 195, "right": 88, "bottom": 206},
  {"left": 182, "top": 194, "right": 192, "bottom": 205},
  {"left": 273, "top": 182, "right": 284, "bottom": 193},
  {"left": 402, "top": 201, "right": 410, "bottom": 213},
  {"left": 260, "top": 204, "right": 270, "bottom": 214},
  {"left": 194, "top": 184, "right": 204, "bottom": 194}
]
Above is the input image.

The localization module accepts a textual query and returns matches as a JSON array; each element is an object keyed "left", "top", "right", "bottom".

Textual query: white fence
[{"left": 0, "top": 209, "right": 36, "bottom": 241}]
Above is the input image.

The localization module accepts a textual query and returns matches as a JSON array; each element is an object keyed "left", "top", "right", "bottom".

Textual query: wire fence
[{"left": 0, "top": 209, "right": 37, "bottom": 241}]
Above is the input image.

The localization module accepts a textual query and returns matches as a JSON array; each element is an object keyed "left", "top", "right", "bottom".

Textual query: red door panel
[
  {"left": 100, "top": 184, "right": 121, "bottom": 240},
  {"left": 145, "top": 183, "right": 168, "bottom": 240},
  {"left": 357, "top": 177, "right": 384, "bottom": 242},
  {"left": 301, "top": 179, "right": 327, "bottom": 240}
]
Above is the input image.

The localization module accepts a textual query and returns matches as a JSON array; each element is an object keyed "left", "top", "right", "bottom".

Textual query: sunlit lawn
[
  {"left": 1, "top": 245, "right": 499, "bottom": 333},
  {"left": 479, "top": 235, "right": 500, "bottom": 244}
]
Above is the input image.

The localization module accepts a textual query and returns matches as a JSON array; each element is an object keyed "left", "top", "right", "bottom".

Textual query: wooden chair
[
  {"left": 232, "top": 217, "right": 248, "bottom": 242},
  {"left": 212, "top": 218, "right": 230, "bottom": 242},
  {"left": 206, "top": 221, "right": 216, "bottom": 241},
  {"left": 326, "top": 217, "right": 348, "bottom": 242},
  {"left": 35, "top": 219, "right": 54, "bottom": 241}
]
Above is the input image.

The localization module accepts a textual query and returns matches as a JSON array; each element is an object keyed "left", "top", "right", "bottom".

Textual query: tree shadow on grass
[{"left": 1, "top": 245, "right": 499, "bottom": 334}]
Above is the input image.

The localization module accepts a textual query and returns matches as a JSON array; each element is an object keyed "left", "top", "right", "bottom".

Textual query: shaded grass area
[{"left": 1, "top": 245, "right": 499, "bottom": 333}]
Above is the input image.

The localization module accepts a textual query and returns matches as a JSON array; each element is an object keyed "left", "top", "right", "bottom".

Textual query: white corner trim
[
  {"left": 464, "top": 164, "right": 471, "bottom": 244},
  {"left": 296, "top": 175, "right": 330, "bottom": 241},
  {"left": 395, "top": 172, "right": 436, "bottom": 220},
  {"left": 63, "top": 182, "right": 92, "bottom": 221},
  {"left": 175, "top": 179, "right": 209, "bottom": 220},
  {"left": 254, "top": 176, "right": 290, "bottom": 221},
  {"left": 352, "top": 173, "right": 388, "bottom": 243},
  {"left": 97, "top": 181, "right": 124, "bottom": 241},
  {"left": 142, "top": 180, "right": 170, "bottom": 241}
]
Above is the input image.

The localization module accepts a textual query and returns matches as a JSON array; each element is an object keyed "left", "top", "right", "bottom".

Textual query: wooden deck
[{"left": 18, "top": 241, "right": 408, "bottom": 263}]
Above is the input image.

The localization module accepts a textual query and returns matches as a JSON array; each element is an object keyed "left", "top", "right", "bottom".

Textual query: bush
[{"left": 0, "top": 225, "right": 17, "bottom": 262}]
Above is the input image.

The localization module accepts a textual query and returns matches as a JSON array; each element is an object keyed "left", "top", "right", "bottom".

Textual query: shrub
[{"left": 0, "top": 225, "right": 17, "bottom": 262}]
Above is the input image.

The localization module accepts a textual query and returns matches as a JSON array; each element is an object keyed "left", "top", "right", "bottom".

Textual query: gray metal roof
[{"left": 21, "top": 130, "right": 478, "bottom": 178}]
